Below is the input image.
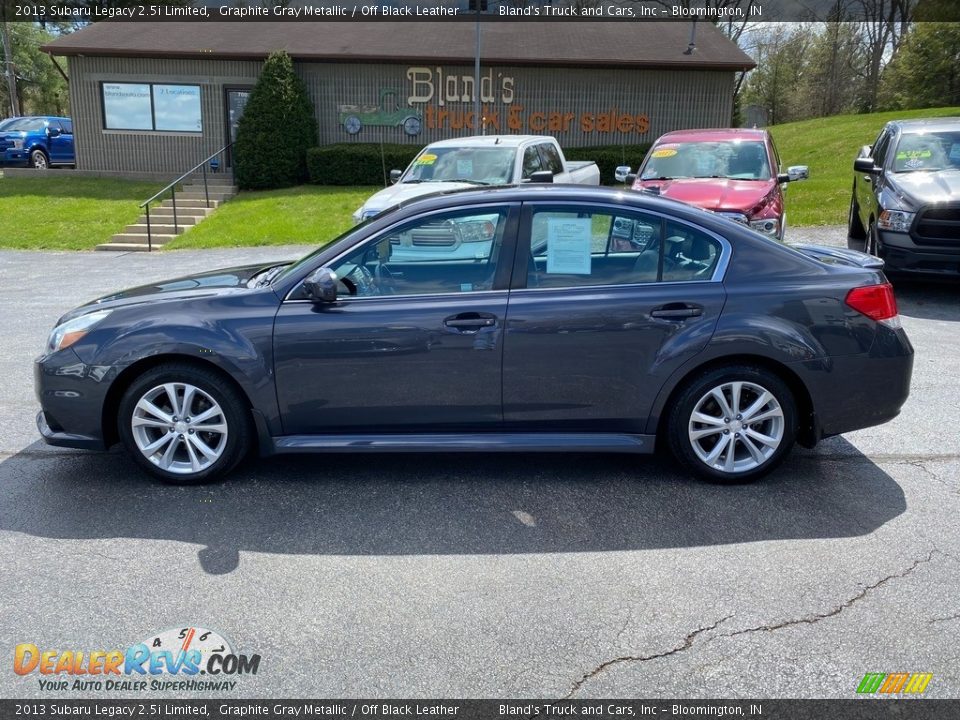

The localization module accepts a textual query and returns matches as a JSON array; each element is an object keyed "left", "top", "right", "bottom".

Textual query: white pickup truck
[{"left": 352, "top": 135, "right": 600, "bottom": 223}]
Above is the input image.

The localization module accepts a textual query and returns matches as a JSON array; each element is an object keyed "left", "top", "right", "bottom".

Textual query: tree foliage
[
  {"left": 879, "top": 23, "right": 960, "bottom": 110},
  {"left": 234, "top": 50, "right": 318, "bottom": 190},
  {"left": 0, "top": 23, "right": 68, "bottom": 118}
]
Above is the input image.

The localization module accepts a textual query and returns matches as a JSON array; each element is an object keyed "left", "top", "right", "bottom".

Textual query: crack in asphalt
[
  {"left": 723, "top": 550, "right": 935, "bottom": 638},
  {"left": 900, "top": 459, "right": 960, "bottom": 496},
  {"left": 929, "top": 613, "right": 960, "bottom": 625},
  {"left": 562, "top": 550, "right": 937, "bottom": 698},
  {"left": 562, "top": 615, "right": 733, "bottom": 699}
]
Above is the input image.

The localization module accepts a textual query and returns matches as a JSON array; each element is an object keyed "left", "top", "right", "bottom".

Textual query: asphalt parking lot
[{"left": 1, "top": 229, "right": 959, "bottom": 700}]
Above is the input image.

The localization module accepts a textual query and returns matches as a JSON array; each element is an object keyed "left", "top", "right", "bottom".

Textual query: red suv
[{"left": 616, "top": 128, "right": 809, "bottom": 241}]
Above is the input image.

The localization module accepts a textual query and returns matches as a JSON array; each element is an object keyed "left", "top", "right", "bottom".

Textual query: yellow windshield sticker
[
  {"left": 652, "top": 148, "right": 678, "bottom": 158},
  {"left": 416, "top": 153, "right": 438, "bottom": 165}
]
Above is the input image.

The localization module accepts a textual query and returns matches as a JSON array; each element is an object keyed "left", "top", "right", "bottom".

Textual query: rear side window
[{"left": 525, "top": 207, "right": 722, "bottom": 289}]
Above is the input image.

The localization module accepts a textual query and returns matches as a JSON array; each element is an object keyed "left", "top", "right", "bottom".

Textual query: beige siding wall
[
  {"left": 68, "top": 56, "right": 262, "bottom": 173},
  {"left": 300, "top": 62, "right": 734, "bottom": 147},
  {"left": 67, "top": 55, "right": 734, "bottom": 173}
]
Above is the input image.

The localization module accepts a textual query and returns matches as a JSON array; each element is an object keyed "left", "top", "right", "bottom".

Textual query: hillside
[{"left": 769, "top": 106, "right": 960, "bottom": 226}]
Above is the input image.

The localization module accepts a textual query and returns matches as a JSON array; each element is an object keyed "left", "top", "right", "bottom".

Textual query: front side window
[
  {"left": 327, "top": 208, "right": 510, "bottom": 298},
  {"left": 102, "top": 82, "right": 202, "bottom": 132},
  {"left": 522, "top": 146, "right": 542, "bottom": 179},
  {"left": 526, "top": 207, "right": 721, "bottom": 289},
  {"left": 538, "top": 143, "right": 564, "bottom": 175}
]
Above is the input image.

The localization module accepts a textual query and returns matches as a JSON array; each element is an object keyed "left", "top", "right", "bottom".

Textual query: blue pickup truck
[{"left": 0, "top": 116, "right": 75, "bottom": 169}]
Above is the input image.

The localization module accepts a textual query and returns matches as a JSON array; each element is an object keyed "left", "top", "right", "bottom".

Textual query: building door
[{"left": 223, "top": 87, "right": 253, "bottom": 168}]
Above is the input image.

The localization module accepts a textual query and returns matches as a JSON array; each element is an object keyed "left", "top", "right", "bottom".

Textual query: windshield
[
  {"left": 402, "top": 146, "right": 516, "bottom": 185},
  {"left": 892, "top": 130, "right": 960, "bottom": 173},
  {"left": 2, "top": 118, "right": 48, "bottom": 132},
  {"left": 0, "top": 118, "right": 18, "bottom": 131},
  {"left": 641, "top": 140, "right": 772, "bottom": 181}
]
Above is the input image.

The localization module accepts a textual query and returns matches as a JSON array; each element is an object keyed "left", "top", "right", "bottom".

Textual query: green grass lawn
[
  {"left": 770, "top": 106, "right": 960, "bottom": 226},
  {"left": 0, "top": 175, "right": 162, "bottom": 250},
  {"left": 164, "top": 185, "right": 377, "bottom": 250}
]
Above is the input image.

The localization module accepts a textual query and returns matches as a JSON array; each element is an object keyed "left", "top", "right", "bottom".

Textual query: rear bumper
[
  {"left": 796, "top": 326, "right": 914, "bottom": 438},
  {"left": 878, "top": 229, "right": 960, "bottom": 276}
]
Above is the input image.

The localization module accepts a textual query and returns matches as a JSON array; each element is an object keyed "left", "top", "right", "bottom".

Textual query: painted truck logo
[{"left": 338, "top": 88, "right": 423, "bottom": 136}]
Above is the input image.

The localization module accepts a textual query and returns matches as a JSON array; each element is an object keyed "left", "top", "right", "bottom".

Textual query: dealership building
[{"left": 43, "top": 20, "right": 754, "bottom": 175}]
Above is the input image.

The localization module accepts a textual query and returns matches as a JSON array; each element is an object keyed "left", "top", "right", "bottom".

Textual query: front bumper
[
  {"left": 34, "top": 349, "right": 113, "bottom": 451},
  {"left": 0, "top": 148, "right": 30, "bottom": 166},
  {"left": 878, "top": 229, "right": 960, "bottom": 276}
]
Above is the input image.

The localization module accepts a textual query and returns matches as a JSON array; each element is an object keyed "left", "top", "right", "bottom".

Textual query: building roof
[{"left": 43, "top": 21, "right": 755, "bottom": 71}]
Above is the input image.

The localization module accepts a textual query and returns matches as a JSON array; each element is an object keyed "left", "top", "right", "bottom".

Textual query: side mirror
[
  {"left": 614, "top": 165, "right": 633, "bottom": 183},
  {"left": 787, "top": 165, "right": 809, "bottom": 181},
  {"left": 389, "top": 169, "right": 402, "bottom": 184},
  {"left": 302, "top": 268, "right": 338, "bottom": 304},
  {"left": 46, "top": 126, "right": 61, "bottom": 138},
  {"left": 854, "top": 157, "right": 879, "bottom": 174},
  {"left": 527, "top": 170, "right": 554, "bottom": 184}
]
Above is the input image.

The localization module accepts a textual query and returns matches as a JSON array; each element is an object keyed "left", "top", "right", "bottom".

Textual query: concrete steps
[{"left": 97, "top": 175, "right": 237, "bottom": 251}]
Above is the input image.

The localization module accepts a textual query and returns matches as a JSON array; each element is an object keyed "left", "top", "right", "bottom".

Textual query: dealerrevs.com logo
[{"left": 13, "top": 626, "right": 260, "bottom": 692}]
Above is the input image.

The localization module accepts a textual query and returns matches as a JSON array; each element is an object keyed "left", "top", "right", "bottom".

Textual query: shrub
[
  {"left": 307, "top": 144, "right": 421, "bottom": 186},
  {"left": 566, "top": 144, "right": 652, "bottom": 185},
  {"left": 306, "top": 142, "right": 652, "bottom": 187},
  {"left": 234, "top": 51, "right": 318, "bottom": 190}
]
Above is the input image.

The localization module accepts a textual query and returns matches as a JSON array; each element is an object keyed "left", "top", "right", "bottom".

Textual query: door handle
[
  {"left": 444, "top": 312, "right": 497, "bottom": 331},
  {"left": 650, "top": 303, "right": 703, "bottom": 320}
]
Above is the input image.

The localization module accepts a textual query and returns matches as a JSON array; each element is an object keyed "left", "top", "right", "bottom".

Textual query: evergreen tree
[{"left": 234, "top": 51, "right": 317, "bottom": 190}]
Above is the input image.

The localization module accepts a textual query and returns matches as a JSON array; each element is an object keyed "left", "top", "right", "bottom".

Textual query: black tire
[
  {"left": 847, "top": 187, "right": 866, "bottom": 244},
  {"left": 865, "top": 219, "right": 880, "bottom": 257},
  {"left": 30, "top": 149, "right": 49, "bottom": 170},
  {"left": 666, "top": 365, "right": 798, "bottom": 484},
  {"left": 117, "top": 363, "right": 251, "bottom": 484}
]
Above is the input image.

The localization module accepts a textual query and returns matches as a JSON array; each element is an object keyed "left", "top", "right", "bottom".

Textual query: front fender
[{"left": 71, "top": 302, "right": 281, "bottom": 435}]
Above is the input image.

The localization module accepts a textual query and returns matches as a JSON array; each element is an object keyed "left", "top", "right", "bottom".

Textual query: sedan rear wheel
[
  {"left": 118, "top": 363, "right": 251, "bottom": 484},
  {"left": 667, "top": 366, "right": 797, "bottom": 483}
]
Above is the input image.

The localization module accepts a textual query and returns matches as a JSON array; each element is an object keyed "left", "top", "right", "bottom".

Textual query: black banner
[
  {"left": 0, "top": 700, "right": 955, "bottom": 720},
  {"left": 1, "top": 0, "right": 959, "bottom": 24}
]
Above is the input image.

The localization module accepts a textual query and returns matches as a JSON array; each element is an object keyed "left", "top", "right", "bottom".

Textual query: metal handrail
[{"left": 140, "top": 142, "right": 233, "bottom": 251}]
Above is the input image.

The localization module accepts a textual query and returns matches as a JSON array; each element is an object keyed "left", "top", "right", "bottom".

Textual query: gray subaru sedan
[{"left": 35, "top": 185, "right": 913, "bottom": 484}]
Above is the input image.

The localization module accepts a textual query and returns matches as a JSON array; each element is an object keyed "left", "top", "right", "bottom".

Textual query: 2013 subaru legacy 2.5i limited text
[{"left": 35, "top": 185, "right": 914, "bottom": 485}]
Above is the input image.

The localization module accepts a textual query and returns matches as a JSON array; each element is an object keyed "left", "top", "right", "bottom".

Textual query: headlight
[
  {"left": 47, "top": 310, "right": 112, "bottom": 353},
  {"left": 877, "top": 209, "right": 915, "bottom": 233},
  {"left": 750, "top": 218, "right": 780, "bottom": 236},
  {"left": 10, "top": 139, "right": 22, "bottom": 149}
]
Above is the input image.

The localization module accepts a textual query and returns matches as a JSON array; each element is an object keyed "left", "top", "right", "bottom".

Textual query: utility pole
[
  {"left": 1, "top": 22, "right": 20, "bottom": 117},
  {"left": 474, "top": 1, "right": 481, "bottom": 134}
]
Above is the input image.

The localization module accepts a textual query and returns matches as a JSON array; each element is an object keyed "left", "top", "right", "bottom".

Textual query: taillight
[{"left": 845, "top": 283, "right": 900, "bottom": 328}]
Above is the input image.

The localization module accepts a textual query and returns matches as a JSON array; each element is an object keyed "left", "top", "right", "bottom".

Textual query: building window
[{"left": 101, "top": 82, "right": 202, "bottom": 132}]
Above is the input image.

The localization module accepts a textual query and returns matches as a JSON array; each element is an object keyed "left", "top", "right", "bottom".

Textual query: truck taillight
[{"left": 845, "top": 283, "right": 900, "bottom": 328}]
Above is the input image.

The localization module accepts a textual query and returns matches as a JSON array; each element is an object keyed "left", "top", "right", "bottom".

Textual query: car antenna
[{"left": 495, "top": 137, "right": 501, "bottom": 144}]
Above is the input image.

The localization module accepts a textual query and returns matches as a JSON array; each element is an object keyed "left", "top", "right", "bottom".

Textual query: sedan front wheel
[
  {"left": 118, "top": 363, "right": 251, "bottom": 484},
  {"left": 667, "top": 365, "right": 797, "bottom": 483}
]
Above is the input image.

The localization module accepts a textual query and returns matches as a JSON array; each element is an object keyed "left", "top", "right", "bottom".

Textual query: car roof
[
  {"left": 380, "top": 183, "right": 722, "bottom": 224},
  {"left": 655, "top": 128, "right": 769, "bottom": 143},
  {"left": 425, "top": 135, "right": 550, "bottom": 149},
  {"left": 890, "top": 117, "right": 960, "bottom": 133}
]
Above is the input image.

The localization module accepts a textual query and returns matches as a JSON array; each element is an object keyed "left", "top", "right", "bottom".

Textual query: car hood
[
  {"left": 60, "top": 262, "right": 289, "bottom": 323},
  {"left": 356, "top": 181, "right": 481, "bottom": 218},
  {"left": 888, "top": 169, "right": 960, "bottom": 207},
  {"left": 633, "top": 177, "right": 774, "bottom": 212}
]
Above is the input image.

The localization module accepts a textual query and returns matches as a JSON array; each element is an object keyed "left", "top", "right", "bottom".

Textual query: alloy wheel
[
  {"left": 131, "top": 382, "right": 229, "bottom": 475},
  {"left": 687, "top": 381, "right": 785, "bottom": 474}
]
